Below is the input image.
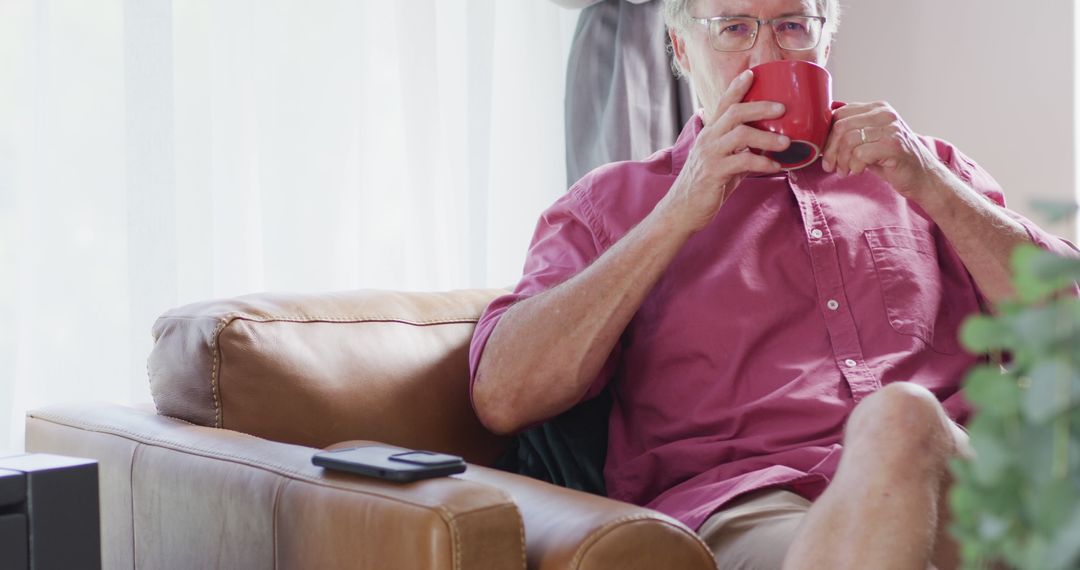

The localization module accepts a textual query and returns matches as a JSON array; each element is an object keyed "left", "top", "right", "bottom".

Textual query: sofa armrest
[
  {"left": 148, "top": 288, "right": 510, "bottom": 464},
  {"left": 25, "top": 403, "right": 524, "bottom": 570},
  {"left": 463, "top": 468, "right": 715, "bottom": 570}
]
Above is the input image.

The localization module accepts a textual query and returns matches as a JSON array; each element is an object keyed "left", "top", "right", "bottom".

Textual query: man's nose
[{"left": 748, "top": 24, "right": 785, "bottom": 67}]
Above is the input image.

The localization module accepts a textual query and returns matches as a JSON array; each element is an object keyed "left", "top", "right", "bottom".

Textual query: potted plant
[{"left": 949, "top": 240, "right": 1080, "bottom": 569}]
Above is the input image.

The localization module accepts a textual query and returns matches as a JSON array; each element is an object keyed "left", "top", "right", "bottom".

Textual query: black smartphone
[{"left": 312, "top": 445, "right": 467, "bottom": 482}]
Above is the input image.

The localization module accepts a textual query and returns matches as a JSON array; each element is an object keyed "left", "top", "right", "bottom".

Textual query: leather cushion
[{"left": 148, "top": 289, "right": 511, "bottom": 465}]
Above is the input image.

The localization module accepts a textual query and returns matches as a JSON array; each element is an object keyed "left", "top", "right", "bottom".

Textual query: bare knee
[{"left": 845, "top": 382, "right": 956, "bottom": 475}]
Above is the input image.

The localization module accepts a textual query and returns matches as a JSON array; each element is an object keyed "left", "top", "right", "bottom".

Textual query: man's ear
[{"left": 669, "top": 28, "right": 691, "bottom": 75}]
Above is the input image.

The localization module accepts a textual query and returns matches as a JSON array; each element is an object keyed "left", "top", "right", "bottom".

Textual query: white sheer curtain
[{"left": 0, "top": 0, "right": 581, "bottom": 451}]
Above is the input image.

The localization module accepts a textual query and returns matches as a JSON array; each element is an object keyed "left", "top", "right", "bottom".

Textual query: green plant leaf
[
  {"left": 1022, "top": 359, "right": 1073, "bottom": 423},
  {"left": 1029, "top": 478, "right": 1078, "bottom": 536},
  {"left": 1011, "top": 245, "right": 1080, "bottom": 303},
  {"left": 1046, "top": 504, "right": 1080, "bottom": 570},
  {"left": 952, "top": 241, "right": 1080, "bottom": 568},
  {"left": 1020, "top": 534, "right": 1050, "bottom": 570},
  {"left": 1069, "top": 435, "right": 1080, "bottom": 475},
  {"left": 970, "top": 433, "right": 1013, "bottom": 486},
  {"left": 948, "top": 476, "right": 979, "bottom": 523},
  {"left": 959, "top": 540, "right": 988, "bottom": 570},
  {"left": 963, "top": 365, "right": 1019, "bottom": 417},
  {"left": 1008, "top": 305, "right": 1077, "bottom": 358},
  {"left": 960, "top": 315, "right": 1008, "bottom": 353},
  {"left": 1031, "top": 251, "right": 1080, "bottom": 284},
  {"left": 1017, "top": 421, "right": 1057, "bottom": 488},
  {"left": 966, "top": 412, "right": 1010, "bottom": 445},
  {"left": 977, "top": 513, "right": 1010, "bottom": 542},
  {"left": 985, "top": 473, "right": 1027, "bottom": 517},
  {"left": 1012, "top": 245, "right": 1049, "bottom": 303}
]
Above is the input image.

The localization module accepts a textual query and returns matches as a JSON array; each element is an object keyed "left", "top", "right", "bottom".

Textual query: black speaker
[{"left": 0, "top": 454, "right": 100, "bottom": 570}]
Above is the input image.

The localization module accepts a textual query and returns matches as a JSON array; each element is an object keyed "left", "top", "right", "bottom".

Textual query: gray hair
[
  {"left": 663, "top": 0, "right": 841, "bottom": 33},
  {"left": 663, "top": 0, "right": 842, "bottom": 76}
]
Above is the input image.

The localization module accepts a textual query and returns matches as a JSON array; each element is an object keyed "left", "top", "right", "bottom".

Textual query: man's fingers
[
  {"left": 724, "top": 151, "right": 782, "bottom": 176},
  {"left": 823, "top": 115, "right": 892, "bottom": 174},
  {"left": 827, "top": 125, "right": 880, "bottom": 175},
  {"left": 708, "top": 69, "right": 756, "bottom": 126},
  {"left": 828, "top": 101, "right": 872, "bottom": 123},
  {"left": 716, "top": 125, "right": 790, "bottom": 156},
  {"left": 849, "top": 140, "right": 893, "bottom": 175},
  {"left": 714, "top": 101, "right": 787, "bottom": 135}
]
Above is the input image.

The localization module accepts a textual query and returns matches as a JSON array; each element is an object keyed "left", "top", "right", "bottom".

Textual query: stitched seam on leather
[
  {"left": 150, "top": 411, "right": 265, "bottom": 443},
  {"left": 443, "top": 501, "right": 515, "bottom": 519},
  {"left": 518, "top": 505, "right": 527, "bottom": 565},
  {"left": 271, "top": 478, "right": 287, "bottom": 570},
  {"left": 569, "top": 514, "right": 714, "bottom": 569},
  {"left": 130, "top": 442, "right": 140, "bottom": 566},
  {"left": 156, "top": 413, "right": 197, "bottom": 427},
  {"left": 451, "top": 508, "right": 462, "bottom": 570},
  {"left": 27, "top": 413, "right": 510, "bottom": 517},
  {"left": 513, "top": 504, "right": 526, "bottom": 570},
  {"left": 459, "top": 501, "right": 525, "bottom": 570},
  {"left": 449, "top": 504, "right": 524, "bottom": 570},
  {"left": 569, "top": 514, "right": 650, "bottom": 568},
  {"left": 659, "top": 518, "right": 715, "bottom": 567},
  {"left": 431, "top": 500, "right": 462, "bottom": 567},
  {"left": 209, "top": 314, "right": 234, "bottom": 428}
]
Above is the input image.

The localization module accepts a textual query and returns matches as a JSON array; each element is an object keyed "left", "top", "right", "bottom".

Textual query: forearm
[
  {"left": 473, "top": 72, "right": 787, "bottom": 434},
  {"left": 912, "top": 168, "right": 1032, "bottom": 304},
  {"left": 473, "top": 203, "right": 691, "bottom": 434}
]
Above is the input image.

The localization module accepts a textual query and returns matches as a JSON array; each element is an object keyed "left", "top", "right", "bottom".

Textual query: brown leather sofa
[{"left": 25, "top": 289, "right": 715, "bottom": 569}]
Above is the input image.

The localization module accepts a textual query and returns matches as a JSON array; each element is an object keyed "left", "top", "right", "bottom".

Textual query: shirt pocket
[{"left": 864, "top": 227, "right": 959, "bottom": 355}]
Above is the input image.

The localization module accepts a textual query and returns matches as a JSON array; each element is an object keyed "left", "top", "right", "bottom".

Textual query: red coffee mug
[{"left": 744, "top": 60, "right": 833, "bottom": 170}]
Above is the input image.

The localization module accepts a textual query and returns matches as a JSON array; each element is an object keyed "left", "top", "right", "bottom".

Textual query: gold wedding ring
[{"left": 859, "top": 128, "right": 868, "bottom": 144}]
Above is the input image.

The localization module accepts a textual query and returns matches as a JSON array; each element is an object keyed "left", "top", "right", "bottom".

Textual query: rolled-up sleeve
[
  {"left": 932, "top": 139, "right": 1079, "bottom": 423},
  {"left": 931, "top": 137, "right": 1080, "bottom": 258},
  {"left": 468, "top": 186, "right": 620, "bottom": 417}
]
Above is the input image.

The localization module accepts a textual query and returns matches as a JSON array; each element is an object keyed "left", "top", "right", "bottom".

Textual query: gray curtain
[{"left": 564, "top": 0, "right": 697, "bottom": 187}]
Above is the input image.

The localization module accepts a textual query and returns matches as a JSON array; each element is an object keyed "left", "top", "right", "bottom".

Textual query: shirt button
[
  {"left": 810, "top": 228, "right": 823, "bottom": 239},
  {"left": 826, "top": 299, "right": 840, "bottom": 311},
  {"left": 844, "top": 359, "right": 857, "bottom": 368}
]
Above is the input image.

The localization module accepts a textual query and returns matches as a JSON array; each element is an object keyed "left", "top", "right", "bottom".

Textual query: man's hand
[
  {"left": 657, "top": 69, "right": 790, "bottom": 234},
  {"left": 821, "top": 102, "right": 948, "bottom": 202},
  {"left": 823, "top": 101, "right": 1040, "bottom": 303}
]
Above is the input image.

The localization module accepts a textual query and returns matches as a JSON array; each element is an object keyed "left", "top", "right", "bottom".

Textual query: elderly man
[{"left": 470, "top": 0, "right": 1077, "bottom": 568}]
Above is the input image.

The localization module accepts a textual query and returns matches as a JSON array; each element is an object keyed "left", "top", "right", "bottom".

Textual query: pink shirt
[{"left": 469, "top": 114, "right": 1076, "bottom": 531}]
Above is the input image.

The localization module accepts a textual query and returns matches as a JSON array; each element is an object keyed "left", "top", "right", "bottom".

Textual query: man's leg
[
  {"left": 930, "top": 470, "right": 963, "bottom": 570},
  {"left": 698, "top": 489, "right": 811, "bottom": 569},
  {"left": 782, "top": 382, "right": 967, "bottom": 570}
]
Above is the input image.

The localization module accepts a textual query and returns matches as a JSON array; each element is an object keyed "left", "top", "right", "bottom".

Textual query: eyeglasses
[{"left": 688, "top": 15, "right": 827, "bottom": 52}]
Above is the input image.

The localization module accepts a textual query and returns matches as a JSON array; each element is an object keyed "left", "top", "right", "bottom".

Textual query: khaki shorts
[{"left": 696, "top": 489, "right": 812, "bottom": 570}]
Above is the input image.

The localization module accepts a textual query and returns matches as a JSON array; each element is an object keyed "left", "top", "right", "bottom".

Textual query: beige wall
[{"left": 828, "top": 0, "right": 1077, "bottom": 239}]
